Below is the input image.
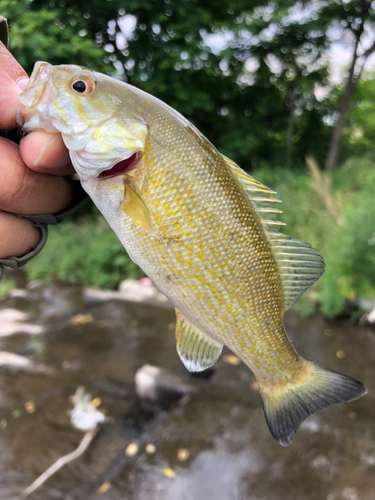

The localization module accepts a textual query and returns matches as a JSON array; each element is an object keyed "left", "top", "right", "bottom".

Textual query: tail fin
[{"left": 258, "top": 361, "right": 367, "bottom": 447}]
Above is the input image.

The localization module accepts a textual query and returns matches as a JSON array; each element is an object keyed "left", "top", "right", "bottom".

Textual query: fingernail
[{"left": 17, "top": 76, "right": 29, "bottom": 91}]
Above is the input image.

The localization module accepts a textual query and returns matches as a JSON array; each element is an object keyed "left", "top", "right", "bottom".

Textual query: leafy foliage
[
  {"left": 4, "top": 0, "right": 375, "bottom": 169},
  {"left": 3, "top": 0, "right": 110, "bottom": 73},
  {"left": 318, "top": 156, "right": 375, "bottom": 316},
  {"left": 256, "top": 155, "right": 375, "bottom": 318},
  {"left": 343, "top": 75, "right": 375, "bottom": 155},
  {"left": 27, "top": 213, "right": 144, "bottom": 289}
]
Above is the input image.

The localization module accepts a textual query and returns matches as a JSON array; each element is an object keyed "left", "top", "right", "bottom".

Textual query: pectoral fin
[
  {"left": 175, "top": 311, "right": 223, "bottom": 372},
  {"left": 120, "top": 183, "right": 151, "bottom": 233}
]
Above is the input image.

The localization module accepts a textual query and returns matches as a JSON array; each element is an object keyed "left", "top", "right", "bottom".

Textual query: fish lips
[
  {"left": 20, "top": 61, "right": 54, "bottom": 107},
  {"left": 17, "top": 61, "right": 59, "bottom": 132}
]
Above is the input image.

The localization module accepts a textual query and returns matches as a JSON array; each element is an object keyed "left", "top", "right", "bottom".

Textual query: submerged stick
[{"left": 18, "top": 426, "right": 98, "bottom": 500}]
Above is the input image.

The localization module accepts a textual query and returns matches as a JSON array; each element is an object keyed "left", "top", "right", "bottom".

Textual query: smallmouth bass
[{"left": 18, "top": 62, "right": 366, "bottom": 446}]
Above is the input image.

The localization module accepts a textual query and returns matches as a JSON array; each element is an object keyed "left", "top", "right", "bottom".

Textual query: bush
[
  {"left": 254, "top": 154, "right": 375, "bottom": 317},
  {"left": 318, "top": 160, "right": 375, "bottom": 317},
  {"left": 28, "top": 213, "right": 144, "bottom": 289}
]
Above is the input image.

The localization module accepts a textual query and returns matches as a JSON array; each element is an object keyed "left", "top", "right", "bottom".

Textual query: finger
[
  {"left": 0, "top": 137, "right": 73, "bottom": 214},
  {"left": 0, "top": 43, "right": 28, "bottom": 129},
  {"left": 20, "top": 131, "right": 75, "bottom": 176},
  {"left": 0, "top": 212, "right": 40, "bottom": 259}
]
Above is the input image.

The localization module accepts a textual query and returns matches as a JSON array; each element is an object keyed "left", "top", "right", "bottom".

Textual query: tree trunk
[
  {"left": 325, "top": 8, "right": 375, "bottom": 171},
  {"left": 325, "top": 76, "right": 359, "bottom": 171}
]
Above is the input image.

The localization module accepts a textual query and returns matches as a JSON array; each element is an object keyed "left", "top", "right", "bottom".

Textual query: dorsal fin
[
  {"left": 223, "top": 156, "right": 286, "bottom": 229},
  {"left": 222, "top": 155, "right": 325, "bottom": 310},
  {"left": 267, "top": 231, "right": 325, "bottom": 310}
]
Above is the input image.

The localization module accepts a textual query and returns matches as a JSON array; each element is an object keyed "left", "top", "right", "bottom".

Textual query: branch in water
[{"left": 18, "top": 426, "right": 99, "bottom": 500}]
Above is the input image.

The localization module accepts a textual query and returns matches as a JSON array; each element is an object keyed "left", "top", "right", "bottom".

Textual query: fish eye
[
  {"left": 70, "top": 76, "right": 95, "bottom": 96},
  {"left": 72, "top": 80, "right": 86, "bottom": 93}
]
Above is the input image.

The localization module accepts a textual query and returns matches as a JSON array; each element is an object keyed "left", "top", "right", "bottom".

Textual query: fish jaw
[
  {"left": 17, "top": 61, "right": 60, "bottom": 133},
  {"left": 68, "top": 116, "right": 148, "bottom": 181},
  {"left": 17, "top": 62, "right": 149, "bottom": 182}
]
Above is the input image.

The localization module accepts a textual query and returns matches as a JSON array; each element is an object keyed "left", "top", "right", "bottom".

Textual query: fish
[{"left": 17, "top": 62, "right": 367, "bottom": 446}]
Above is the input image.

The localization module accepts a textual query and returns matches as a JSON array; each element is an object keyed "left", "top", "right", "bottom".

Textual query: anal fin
[{"left": 175, "top": 311, "right": 223, "bottom": 372}]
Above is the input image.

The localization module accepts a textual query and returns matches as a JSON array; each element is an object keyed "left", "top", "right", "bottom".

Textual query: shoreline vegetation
[
  {"left": 1, "top": 155, "right": 374, "bottom": 319},
  {"left": 255, "top": 155, "right": 375, "bottom": 318}
]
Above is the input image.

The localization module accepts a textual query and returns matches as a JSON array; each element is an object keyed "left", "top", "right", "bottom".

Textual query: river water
[{"left": 0, "top": 279, "right": 374, "bottom": 500}]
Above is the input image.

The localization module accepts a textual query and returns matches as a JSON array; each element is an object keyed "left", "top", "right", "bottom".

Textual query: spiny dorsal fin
[
  {"left": 222, "top": 155, "right": 285, "bottom": 229},
  {"left": 222, "top": 155, "right": 325, "bottom": 310},
  {"left": 175, "top": 311, "right": 223, "bottom": 372}
]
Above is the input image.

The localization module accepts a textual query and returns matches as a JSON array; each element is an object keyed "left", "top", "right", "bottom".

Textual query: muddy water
[{"left": 0, "top": 281, "right": 374, "bottom": 500}]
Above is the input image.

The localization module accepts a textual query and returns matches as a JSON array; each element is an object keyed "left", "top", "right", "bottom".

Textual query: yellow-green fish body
[{"left": 18, "top": 63, "right": 366, "bottom": 446}]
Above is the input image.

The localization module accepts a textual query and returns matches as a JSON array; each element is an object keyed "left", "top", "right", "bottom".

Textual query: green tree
[
  {"left": 235, "top": 1, "right": 331, "bottom": 167},
  {"left": 321, "top": 0, "right": 375, "bottom": 170},
  {"left": 343, "top": 74, "right": 375, "bottom": 154},
  {"left": 29, "top": 0, "right": 270, "bottom": 168},
  {"left": 228, "top": 0, "right": 375, "bottom": 169},
  {"left": 3, "top": 0, "right": 110, "bottom": 74},
  {"left": 9, "top": 0, "right": 332, "bottom": 167},
  {"left": 6, "top": 0, "right": 375, "bottom": 169}
]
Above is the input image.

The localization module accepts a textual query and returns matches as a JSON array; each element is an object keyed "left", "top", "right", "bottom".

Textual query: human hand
[{"left": 0, "top": 41, "right": 76, "bottom": 260}]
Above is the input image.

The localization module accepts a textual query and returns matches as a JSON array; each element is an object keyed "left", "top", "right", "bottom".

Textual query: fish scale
[
  {"left": 18, "top": 62, "right": 367, "bottom": 446},
  {"left": 96, "top": 130, "right": 301, "bottom": 383}
]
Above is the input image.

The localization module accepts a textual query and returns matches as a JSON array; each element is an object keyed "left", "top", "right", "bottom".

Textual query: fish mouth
[
  {"left": 98, "top": 152, "right": 141, "bottom": 180},
  {"left": 19, "top": 62, "right": 54, "bottom": 109},
  {"left": 28, "top": 62, "right": 52, "bottom": 89},
  {"left": 17, "top": 61, "right": 59, "bottom": 132}
]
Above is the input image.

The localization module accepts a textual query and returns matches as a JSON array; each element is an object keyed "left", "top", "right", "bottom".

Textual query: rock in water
[{"left": 135, "top": 364, "right": 196, "bottom": 407}]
